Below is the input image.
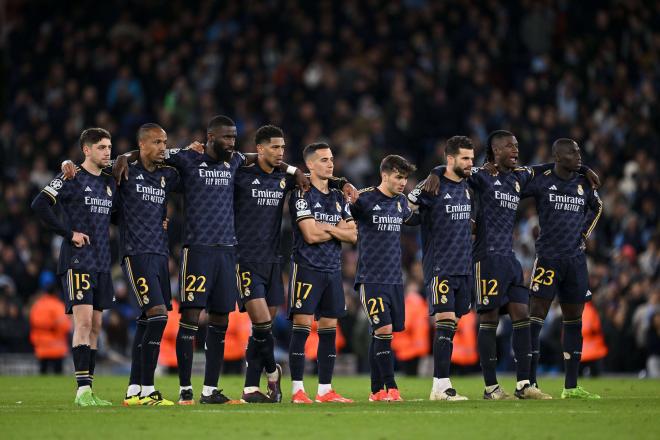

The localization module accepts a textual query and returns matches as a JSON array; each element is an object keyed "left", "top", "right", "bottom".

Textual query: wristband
[{"left": 286, "top": 165, "right": 298, "bottom": 175}]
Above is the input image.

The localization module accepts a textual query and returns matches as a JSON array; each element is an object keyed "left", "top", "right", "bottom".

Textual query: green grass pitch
[{"left": 1, "top": 375, "right": 658, "bottom": 439}]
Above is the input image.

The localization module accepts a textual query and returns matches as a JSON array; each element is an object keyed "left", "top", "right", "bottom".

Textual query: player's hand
[
  {"left": 163, "top": 218, "right": 169, "bottom": 231},
  {"left": 482, "top": 161, "right": 498, "bottom": 176},
  {"left": 61, "top": 160, "right": 77, "bottom": 180},
  {"left": 585, "top": 167, "right": 600, "bottom": 189},
  {"left": 422, "top": 173, "right": 440, "bottom": 195},
  {"left": 113, "top": 154, "right": 130, "bottom": 185},
  {"left": 342, "top": 183, "right": 359, "bottom": 202},
  {"left": 186, "top": 141, "right": 204, "bottom": 154},
  {"left": 71, "top": 231, "right": 90, "bottom": 248},
  {"left": 294, "top": 169, "right": 311, "bottom": 192}
]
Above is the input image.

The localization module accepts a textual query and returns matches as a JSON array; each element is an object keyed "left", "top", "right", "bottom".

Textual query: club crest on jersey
[
  {"left": 532, "top": 283, "right": 539, "bottom": 292},
  {"left": 244, "top": 288, "right": 251, "bottom": 297},
  {"left": 295, "top": 299, "right": 302, "bottom": 309},
  {"left": 161, "top": 176, "right": 166, "bottom": 188},
  {"left": 187, "top": 293, "right": 194, "bottom": 302},
  {"left": 336, "top": 202, "right": 342, "bottom": 212},
  {"left": 465, "top": 189, "right": 470, "bottom": 199},
  {"left": 279, "top": 178, "right": 286, "bottom": 189},
  {"left": 50, "top": 178, "right": 63, "bottom": 190},
  {"left": 143, "top": 296, "right": 150, "bottom": 305},
  {"left": 372, "top": 315, "right": 380, "bottom": 324},
  {"left": 515, "top": 181, "right": 520, "bottom": 193},
  {"left": 577, "top": 184, "right": 584, "bottom": 195},
  {"left": 482, "top": 297, "right": 489, "bottom": 305},
  {"left": 440, "top": 295, "right": 448, "bottom": 304},
  {"left": 397, "top": 201, "right": 402, "bottom": 212},
  {"left": 106, "top": 186, "right": 112, "bottom": 196},
  {"left": 76, "top": 292, "right": 83, "bottom": 300},
  {"left": 224, "top": 162, "right": 230, "bottom": 168}
]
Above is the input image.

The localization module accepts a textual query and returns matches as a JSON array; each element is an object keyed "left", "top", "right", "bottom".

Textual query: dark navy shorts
[
  {"left": 236, "top": 260, "right": 285, "bottom": 312},
  {"left": 425, "top": 275, "right": 471, "bottom": 318},
  {"left": 474, "top": 255, "right": 529, "bottom": 313},
  {"left": 61, "top": 269, "right": 115, "bottom": 314},
  {"left": 178, "top": 245, "right": 239, "bottom": 314},
  {"left": 287, "top": 262, "right": 346, "bottom": 320},
  {"left": 357, "top": 283, "right": 405, "bottom": 332},
  {"left": 122, "top": 254, "right": 172, "bottom": 314},
  {"left": 530, "top": 254, "right": 590, "bottom": 304}
]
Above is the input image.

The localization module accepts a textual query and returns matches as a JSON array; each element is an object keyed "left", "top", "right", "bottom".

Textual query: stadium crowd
[{"left": 0, "top": 0, "right": 658, "bottom": 377}]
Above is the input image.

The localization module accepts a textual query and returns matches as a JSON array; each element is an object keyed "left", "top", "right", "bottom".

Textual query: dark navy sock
[
  {"left": 176, "top": 321, "right": 198, "bottom": 387},
  {"left": 478, "top": 321, "right": 498, "bottom": 386},
  {"left": 433, "top": 320, "right": 456, "bottom": 379},
  {"left": 512, "top": 319, "right": 532, "bottom": 382},
  {"left": 369, "top": 336, "right": 384, "bottom": 393},
  {"left": 562, "top": 318, "right": 583, "bottom": 389},
  {"left": 141, "top": 315, "right": 167, "bottom": 387},
  {"left": 128, "top": 319, "right": 147, "bottom": 388},
  {"left": 373, "top": 334, "right": 397, "bottom": 390},
  {"left": 289, "top": 324, "right": 310, "bottom": 381},
  {"left": 530, "top": 316, "right": 544, "bottom": 386},
  {"left": 72, "top": 344, "right": 92, "bottom": 388},
  {"left": 317, "top": 327, "right": 337, "bottom": 385},
  {"left": 203, "top": 324, "right": 227, "bottom": 387},
  {"left": 89, "top": 349, "right": 97, "bottom": 387}
]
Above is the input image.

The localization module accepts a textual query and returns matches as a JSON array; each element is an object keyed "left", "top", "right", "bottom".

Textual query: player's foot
[
  {"left": 483, "top": 385, "right": 515, "bottom": 400},
  {"left": 315, "top": 390, "right": 354, "bottom": 403},
  {"left": 291, "top": 389, "right": 313, "bottom": 404},
  {"left": 515, "top": 383, "right": 552, "bottom": 400},
  {"left": 200, "top": 389, "right": 231, "bottom": 404},
  {"left": 178, "top": 389, "right": 195, "bottom": 405},
  {"left": 368, "top": 389, "right": 389, "bottom": 402},
  {"left": 123, "top": 395, "right": 141, "bottom": 406},
  {"left": 91, "top": 393, "right": 113, "bottom": 406},
  {"left": 74, "top": 389, "right": 97, "bottom": 407},
  {"left": 429, "top": 388, "right": 468, "bottom": 401},
  {"left": 266, "top": 364, "right": 283, "bottom": 403},
  {"left": 242, "top": 390, "right": 273, "bottom": 403},
  {"left": 561, "top": 386, "right": 601, "bottom": 400},
  {"left": 386, "top": 388, "right": 403, "bottom": 402},
  {"left": 139, "top": 391, "right": 174, "bottom": 406}
]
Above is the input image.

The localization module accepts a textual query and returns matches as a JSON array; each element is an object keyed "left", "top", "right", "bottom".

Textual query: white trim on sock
[
  {"left": 76, "top": 385, "right": 91, "bottom": 398},
  {"left": 485, "top": 384, "right": 499, "bottom": 394},
  {"left": 433, "top": 377, "right": 452, "bottom": 392},
  {"left": 516, "top": 380, "right": 530, "bottom": 391},
  {"left": 140, "top": 386, "right": 155, "bottom": 397},
  {"left": 292, "top": 381, "right": 305, "bottom": 394},
  {"left": 317, "top": 383, "right": 332, "bottom": 395},
  {"left": 243, "top": 386, "right": 260, "bottom": 394},
  {"left": 202, "top": 385, "right": 217, "bottom": 397},
  {"left": 179, "top": 385, "right": 192, "bottom": 393},
  {"left": 126, "top": 384, "right": 141, "bottom": 397}
]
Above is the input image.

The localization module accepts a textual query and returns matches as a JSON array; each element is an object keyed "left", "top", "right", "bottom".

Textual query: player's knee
[
  {"left": 146, "top": 305, "right": 168, "bottom": 317},
  {"left": 208, "top": 312, "right": 228, "bottom": 326},
  {"left": 374, "top": 325, "right": 393, "bottom": 335},
  {"left": 530, "top": 298, "right": 551, "bottom": 319},
  {"left": 435, "top": 312, "right": 456, "bottom": 323},
  {"left": 180, "top": 308, "right": 201, "bottom": 326},
  {"left": 292, "top": 314, "right": 313, "bottom": 326},
  {"left": 561, "top": 303, "right": 584, "bottom": 320},
  {"left": 479, "top": 309, "right": 499, "bottom": 323},
  {"left": 508, "top": 303, "right": 529, "bottom": 321},
  {"left": 317, "top": 317, "right": 337, "bottom": 328}
]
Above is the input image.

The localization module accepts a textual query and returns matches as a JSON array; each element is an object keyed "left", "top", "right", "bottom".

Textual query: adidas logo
[
  {"left": 199, "top": 162, "right": 208, "bottom": 167},
  {"left": 136, "top": 174, "right": 144, "bottom": 180},
  {"left": 73, "top": 258, "right": 79, "bottom": 264},
  {"left": 84, "top": 186, "right": 92, "bottom": 192},
  {"left": 314, "top": 202, "right": 322, "bottom": 208},
  {"left": 444, "top": 193, "right": 452, "bottom": 199},
  {"left": 252, "top": 178, "right": 260, "bottom": 185},
  {"left": 549, "top": 185, "right": 557, "bottom": 190},
  {"left": 373, "top": 204, "right": 382, "bottom": 211},
  {"left": 494, "top": 180, "right": 502, "bottom": 186}
]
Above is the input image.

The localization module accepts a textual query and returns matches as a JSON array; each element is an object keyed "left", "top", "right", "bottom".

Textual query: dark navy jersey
[
  {"left": 117, "top": 160, "right": 180, "bottom": 258},
  {"left": 41, "top": 169, "right": 116, "bottom": 274},
  {"left": 234, "top": 164, "right": 296, "bottom": 263},
  {"left": 352, "top": 187, "right": 415, "bottom": 286},
  {"left": 469, "top": 166, "right": 535, "bottom": 260},
  {"left": 522, "top": 169, "right": 603, "bottom": 258},
  {"left": 408, "top": 175, "right": 472, "bottom": 280},
  {"left": 290, "top": 185, "right": 352, "bottom": 272},
  {"left": 164, "top": 148, "right": 246, "bottom": 246}
]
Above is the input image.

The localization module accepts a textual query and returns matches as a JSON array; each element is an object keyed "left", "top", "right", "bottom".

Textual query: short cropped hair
[
  {"left": 255, "top": 125, "right": 284, "bottom": 145},
  {"left": 380, "top": 155, "right": 417, "bottom": 176},
  {"left": 79, "top": 127, "right": 111, "bottom": 151},
  {"left": 303, "top": 142, "right": 332, "bottom": 161},
  {"left": 137, "top": 123, "right": 164, "bottom": 143},
  {"left": 207, "top": 115, "right": 236, "bottom": 131},
  {"left": 445, "top": 135, "right": 474, "bottom": 156}
]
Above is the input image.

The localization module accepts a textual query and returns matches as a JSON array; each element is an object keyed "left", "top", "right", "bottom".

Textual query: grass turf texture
[{"left": 1, "top": 375, "right": 658, "bottom": 439}]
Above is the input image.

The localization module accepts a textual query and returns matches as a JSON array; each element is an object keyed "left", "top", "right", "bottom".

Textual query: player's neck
[
  {"left": 257, "top": 156, "right": 274, "bottom": 174},
  {"left": 553, "top": 164, "right": 574, "bottom": 180},
  {"left": 310, "top": 174, "right": 329, "bottom": 193},
  {"left": 81, "top": 159, "right": 102, "bottom": 176},
  {"left": 443, "top": 168, "right": 462, "bottom": 183},
  {"left": 139, "top": 152, "right": 157, "bottom": 172},
  {"left": 377, "top": 183, "right": 395, "bottom": 198},
  {"left": 496, "top": 159, "right": 513, "bottom": 174}
]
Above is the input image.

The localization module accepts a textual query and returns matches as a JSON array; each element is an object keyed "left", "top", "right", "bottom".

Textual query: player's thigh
[
  {"left": 529, "top": 256, "right": 560, "bottom": 302},
  {"left": 92, "top": 272, "right": 115, "bottom": 312},
  {"left": 61, "top": 269, "right": 95, "bottom": 314},
  {"left": 207, "top": 249, "right": 239, "bottom": 314},
  {"left": 287, "top": 262, "right": 324, "bottom": 319},
  {"left": 265, "top": 262, "right": 285, "bottom": 308},
  {"left": 426, "top": 275, "right": 470, "bottom": 318},
  {"left": 358, "top": 283, "right": 404, "bottom": 332},
  {"left": 474, "top": 256, "right": 511, "bottom": 312},
  {"left": 317, "top": 270, "right": 346, "bottom": 320},
  {"left": 236, "top": 261, "right": 268, "bottom": 312},
  {"left": 122, "top": 255, "right": 169, "bottom": 313},
  {"left": 558, "top": 255, "right": 590, "bottom": 305},
  {"left": 179, "top": 246, "right": 214, "bottom": 310}
]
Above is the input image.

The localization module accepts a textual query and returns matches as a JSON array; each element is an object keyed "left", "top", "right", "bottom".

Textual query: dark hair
[
  {"left": 255, "top": 125, "right": 284, "bottom": 145},
  {"left": 380, "top": 155, "right": 417, "bottom": 176},
  {"left": 445, "top": 135, "right": 474, "bottom": 156},
  {"left": 207, "top": 115, "right": 236, "bottom": 131},
  {"left": 79, "top": 127, "right": 111, "bottom": 150},
  {"left": 552, "top": 138, "right": 577, "bottom": 154},
  {"left": 486, "top": 130, "right": 514, "bottom": 161},
  {"left": 137, "top": 123, "right": 164, "bottom": 143},
  {"left": 303, "top": 142, "right": 332, "bottom": 161}
]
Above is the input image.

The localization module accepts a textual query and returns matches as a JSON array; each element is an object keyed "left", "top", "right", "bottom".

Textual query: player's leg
[
  {"left": 559, "top": 255, "right": 599, "bottom": 399},
  {"left": 85, "top": 308, "right": 112, "bottom": 406},
  {"left": 529, "top": 256, "right": 558, "bottom": 389},
  {"left": 176, "top": 307, "right": 201, "bottom": 404},
  {"left": 138, "top": 305, "right": 171, "bottom": 405},
  {"left": 477, "top": 307, "right": 506, "bottom": 398},
  {"left": 428, "top": 276, "right": 468, "bottom": 401},
  {"left": 124, "top": 316, "right": 147, "bottom": 405},
  {"left": 314, "top": 271, "right": 352, "bottom": 403},
  {"left": 71, "top": 303, "right": 95, "bottom": 406},
  {"left": 290, "top": 313, "right": 313, "bottom": 403}
]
